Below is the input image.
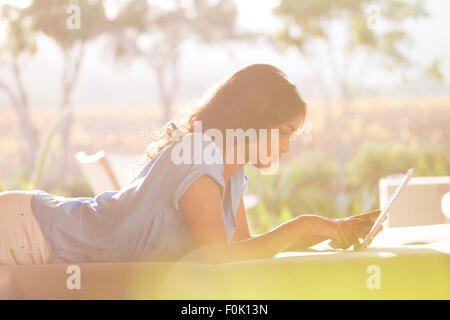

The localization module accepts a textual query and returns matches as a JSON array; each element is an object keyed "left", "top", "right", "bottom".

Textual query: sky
[{"left": 0, "top": 0, "right": 449, "bottom": 108}]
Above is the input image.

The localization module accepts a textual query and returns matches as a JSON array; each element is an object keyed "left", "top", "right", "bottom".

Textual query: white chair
[
  {"left": 379, "top": 175, "right": 450, "bottom": 227},
  {"left": 105, "top": 153, "right": 143, "bottom": 188},
  {"left": 76, "top": 151, "right": 142, "bottom": 195}
]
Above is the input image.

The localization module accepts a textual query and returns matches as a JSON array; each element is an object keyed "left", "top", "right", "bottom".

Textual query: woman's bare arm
[
  {"left": 179, "top": 175, "right": 331, "bottom": 264},
  {"left": 231, "top": 197, "right": 330, "bottom": 251},
  {"left": 284, "top": 211, "right": 384, "bottom": 251},
  {"left": 230, "top": 197, "right": 252, "bottom": 242}
]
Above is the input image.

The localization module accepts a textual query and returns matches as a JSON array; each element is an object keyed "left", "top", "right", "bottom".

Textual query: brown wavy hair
[{"left": 132, "top": 63, "right": 307, "bottom": 181}]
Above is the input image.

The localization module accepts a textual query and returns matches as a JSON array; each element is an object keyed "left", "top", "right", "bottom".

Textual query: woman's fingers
[
  {"left": 374, "top": 224, "right": 384, "bottom": 236},
  {"left": 330, "top": 222, "right": 356, "bottom": 250},
  {"left": 342, "top": 220, "right": 366, "bottom": 249},
  {"left": 340, "top": 223, "right": 357, "bottom": 249},
  {"left": 329, "top": 214, "right": 386, "bottom": 250},
  {"left": 329, "top": 225, "right": 345, "bottom": 249},
  {"left": 352, "top": 217, "right": 385, "bottom": 238},
  {"left": 349, "top": 218, "right": 385, "bottom": 246},
  {"left": 329, "top": 238, "right": 342, "bottom": 249},
  {"left": 342, "top": 218, "right": 369, "bottom": 238},
  {"left": 355, "top": 210, "right": 382, "bottom": 223},
  {"left": 349, "top": 218, "right": 373, "bottom": 238}
]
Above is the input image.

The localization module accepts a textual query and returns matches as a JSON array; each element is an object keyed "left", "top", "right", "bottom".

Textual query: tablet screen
[{"left": 358, "top": 168, "right": 415, "bottom": 250}]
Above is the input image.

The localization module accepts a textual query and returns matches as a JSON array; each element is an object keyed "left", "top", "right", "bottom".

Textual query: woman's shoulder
[
  {"left": 141, "top": 132, "right": 224, "bottom": 178},
  {"left": 135, "top": 132, "right": 224, "bottom": 189},
  {"left": 158, "top": 132, "right": 226, "bottom": 210}
]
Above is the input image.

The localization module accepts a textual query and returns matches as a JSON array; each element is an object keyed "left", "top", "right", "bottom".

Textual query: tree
[
  {"left": 0, "top": 4, "right": 39, "bottom": 168},
  {"left": 20, "top": 0, "right": 110, "bottom": 180},
  {"left": 273, "top": 0, "right": 428, "bottom": 200},
  {"left": 110, "top": 0, "right": 251, "bottom": 125},
  {"left": 423, "top": 58, "right": 448, "bottom": 95}
]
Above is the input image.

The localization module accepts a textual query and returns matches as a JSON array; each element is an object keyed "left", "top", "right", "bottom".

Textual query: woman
[{"left": 0, "top": 64, "right": 382, "bottom": 265}]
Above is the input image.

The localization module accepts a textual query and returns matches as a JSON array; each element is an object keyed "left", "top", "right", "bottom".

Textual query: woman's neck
[
  {"left": 223, "top": 163, "right": 245, "bottom": 182},
  {"left": 221, "top": 145, "right": 246, "bottom": 182}
]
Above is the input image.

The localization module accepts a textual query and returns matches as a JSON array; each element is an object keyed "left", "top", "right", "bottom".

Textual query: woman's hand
[
  {"left": 287, "top": 210, "right": 386, "bottom": 251},
  {"left": 329, "top": 210, "right": 386, "bottom": 250}
]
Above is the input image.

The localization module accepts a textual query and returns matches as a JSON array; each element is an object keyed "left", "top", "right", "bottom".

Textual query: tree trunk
[
  {"left": 14, "top": 104, "right": 39, "bottom": 168},
  {"left": 1, "top": 60, "right": 40, "bottom": 168},
  {"left": 155, "top": 66, "right": 174, "bottom": 125},
  {"left": 149, "top": 48, "right": 180, "bottom": 126},
  {"left": 57, "top": 43, "right": 85, "bottom": 184},
  {"left": 336, "top": 82, "right": 353, "bottom": 189},
  {"left": 58, "top": 106, "right": 73, "bottom": 182}
]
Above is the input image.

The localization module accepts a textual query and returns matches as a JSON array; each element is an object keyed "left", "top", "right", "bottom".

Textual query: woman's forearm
[
  {"left": 194, "top": 212, "right": 376, "bottom": 263},
  {"left": 207, "top": 215, "right": 322, "bottom": 264},
  {"left": 282, "top": 233, "right": 329, "bottom": 251},
  {"left": 283, "top": 216, "right": 334, "bottom": 251}
]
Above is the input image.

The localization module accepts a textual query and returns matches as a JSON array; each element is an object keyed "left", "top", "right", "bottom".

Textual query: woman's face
[{"left": 251, "top": 113, "right": 304, "bottom": 169}]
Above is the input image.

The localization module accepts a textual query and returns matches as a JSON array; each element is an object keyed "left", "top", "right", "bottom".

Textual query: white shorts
[{"left": 0, "top": 190, "right": 50, "bottom": 265}]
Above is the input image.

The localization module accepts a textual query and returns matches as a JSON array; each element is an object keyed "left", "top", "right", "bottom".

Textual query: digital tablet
[{"left": 356, "top": 168, "right": 415, "bottom": 250}]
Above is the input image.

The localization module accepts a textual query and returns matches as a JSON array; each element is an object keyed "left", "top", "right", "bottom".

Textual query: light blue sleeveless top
[{"left": 31, "top": 132, "right": 248, "bottom": 263}]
